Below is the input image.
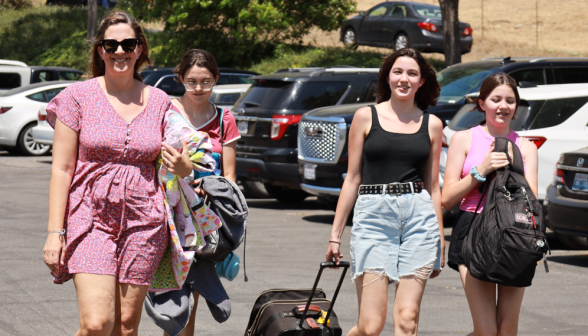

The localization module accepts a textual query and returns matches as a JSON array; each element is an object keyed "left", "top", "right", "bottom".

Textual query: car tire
[
  {"left": 394, "top": 33, "right": 409, "bottom": 51},
  {"left": 555, "top": 232, "right": 588, "bottom": 250},
  {"left": 17, "top": 123, "right": 51, "bottom": 156},
  {"left": 264, "top": 183, "right": 309, "bottom": 203},
  {"left": 343, "top": 28, "right": 358, "bottom": 50},
  {"left": 241, "top": 179, "right": 270, "bottom": 199}
]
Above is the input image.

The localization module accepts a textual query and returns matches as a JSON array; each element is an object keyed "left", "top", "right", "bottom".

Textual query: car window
[
  {"left": 235, "top": 80, "right": 295, "bottom": 109},
  {"left": 368, "top": 4, "right": 389, "bottom": 17},
  {"left": 217, "top": 74, "right": 231, "bottom": 85},
  {"left": 559, "top": 67, "right": 588, "bottom": 84},
  {"left": 437, "top": 64, "right": 499, "bottom": 104},
  {"left": 448, "top": 101, "right": 532, "bottom": 132},
  {"left": 363, "top": 81, "right": 378, "bottom": 103},
  {"left": 210, "top": 92, "right": 241, "bottom": 105},
  {"left": 341, "top": 86, "right": 363, "bottom": 104},
  {"left": 388, "top": 5, "right": 407, "bottom": 17},
  {"left": 45, "top": 87, "right": 65, "bottom": 101},
  {"left": 27, "top": 91, "right": 47, "bottom": 102},
  {"left": 290, "top": 82, "right": 348, "bottom": 110},
  {"left": 58, "top": 71, "right": 82, "bottom": 81},
  {"left": 509, "top": 69, "right": 546, "bottom": 86},
  {"left": 412, "top": 3, "right": 442, "bottom": 18},
  {"left": 528, "top": 96, "right": 588, "bottom": 130},
  {"left": 0, "top": 73, "right": 21, "bottom": 90},
  {"left": 37, "top": 71, "right": 55, "bottom": 82},
  {"left": 235, "top": 74, "right": 254, "bottom": 84},
  {"left": 157, "top": 76, "right": 186, "bottom": 96}
]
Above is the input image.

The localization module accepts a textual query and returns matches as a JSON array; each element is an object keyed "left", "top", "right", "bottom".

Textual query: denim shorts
[{"left": 350, "top": 190, "right": 442, "bottom": 283}]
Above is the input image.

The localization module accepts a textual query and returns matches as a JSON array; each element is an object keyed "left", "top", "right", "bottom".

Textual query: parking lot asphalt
[{"left": 1, "top": 152, "right": 588, "bottom": 335}]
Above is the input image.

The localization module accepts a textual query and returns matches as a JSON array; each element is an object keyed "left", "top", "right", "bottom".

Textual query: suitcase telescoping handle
[{"left": 298, "top": 261, "right": 350, "bottom": 330}]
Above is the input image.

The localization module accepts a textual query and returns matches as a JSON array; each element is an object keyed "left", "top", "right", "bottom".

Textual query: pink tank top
[{"left": 460, "top": 126, "right": 524, "bottom": 213}]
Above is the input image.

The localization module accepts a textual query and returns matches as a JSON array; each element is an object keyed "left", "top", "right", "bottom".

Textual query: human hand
[
  {"left": 430, "top": 238, "right": 445, "bottom": 279},
  {"left": 477, "top": 141, "right": 510, "bottom": 177},
  {"left": 325, "top": 241, "right": 344, "bottom": 267},
  {"left": 43, "top": 232, "right": 65, "bottom": 276},
  {"left": 191, "top": 178, "right": 207, "bottom": 198},
  {"left": 162, "top": 141, "right": 193, "bottom": 178}
]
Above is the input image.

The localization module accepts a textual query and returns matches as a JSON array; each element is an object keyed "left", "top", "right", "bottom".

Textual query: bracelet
[
  {"left": 329, "top": 240, "right": 341, "bottom": 244},
  {"left": 48, "top": 229, "right": 66, "bottom": 236}
]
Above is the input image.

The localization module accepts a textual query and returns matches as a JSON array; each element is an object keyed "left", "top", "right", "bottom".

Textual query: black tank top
[{"left": 361, "top": 105, "right": 430, "bottom": 184}]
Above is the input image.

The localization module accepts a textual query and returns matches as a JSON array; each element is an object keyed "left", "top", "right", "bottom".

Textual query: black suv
[
  {"left": 140, "top": 67, "right": 259, "bottom": 96},
  {"left": 298, "top": 57, "right": 588, "bottom": 208},
  {"left": 431, "top": 57, "right": 588, "bottom": 124},
  {"left": 232, "top": 67, "right": 380, "bottom": 202}
]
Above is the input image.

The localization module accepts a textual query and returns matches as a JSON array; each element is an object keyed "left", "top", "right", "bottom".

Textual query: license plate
[
  {"left": 572, "top": 173, "right": 588, "bottom": 192},
  {"left": 238, "top": 120, "right": 249, "bottom": 134},
  {"left": 304, "top": 164, "right": 317, "bottom": 180}
]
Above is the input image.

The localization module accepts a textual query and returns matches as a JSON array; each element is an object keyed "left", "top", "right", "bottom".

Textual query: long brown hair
[
  {"left": 376, "top": 48, "right": 440, "bottom": 110},
  {"left": 467, "top": 72, "right": 520, "bottom": 120},
  {"left": 173, "top": 49, "right": 220, "bottom": 81},
  {"left": 89, "top": 11, "right": 150, "bottom": 81}
]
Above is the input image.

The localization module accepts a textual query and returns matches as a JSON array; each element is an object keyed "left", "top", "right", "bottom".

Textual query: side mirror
[{"left": 359, "top": 11, "right": 366, "bottom": 16}]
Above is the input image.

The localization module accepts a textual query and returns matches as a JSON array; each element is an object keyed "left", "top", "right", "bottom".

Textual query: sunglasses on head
[{"left": 100, "top": 38, "right": 139, "bottom": 53}]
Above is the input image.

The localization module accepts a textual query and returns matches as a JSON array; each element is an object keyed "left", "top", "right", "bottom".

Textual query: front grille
[{"left": 298, "top": 119, "right": 346, "bottom": 164}]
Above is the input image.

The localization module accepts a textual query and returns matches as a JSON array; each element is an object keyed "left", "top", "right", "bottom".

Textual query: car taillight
[
  {"left": 462, "top": 27, "right": 473, "bottom": 36},
  {"left": 0, "top": 107, "right": 13, "bottom": 114},
  {"left": 418, "top": 22, "right": 438, "bottom": 33},
  {"left": 271, "top": 114, "right": 301, "bottom": 140},
  {"left": 554, "top": 155, "right": 565, "bottom": 184},
  {"left": 38, "top": 110, "right": 47, "bottom": 121},
  {"left": 522, "top": 136, "right": 547, "bottom": 149},
  {"left": 442, "top": 134, "right": 448, "bottom": 148}
]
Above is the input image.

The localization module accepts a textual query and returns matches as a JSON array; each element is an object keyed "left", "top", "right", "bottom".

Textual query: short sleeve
[
  {"left": 46, "top": 84, "right": 81, "bottom": 132},
  {"left": 222, "top": 109, "right": 241, "bottom": 145}
]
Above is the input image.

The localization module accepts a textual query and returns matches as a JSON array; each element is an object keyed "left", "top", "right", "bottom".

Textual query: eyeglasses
[
  {"left": 100, "top": 38, "right": 139, "bottom": 53},
  {"left": 183, "top": 80, "right": 215, "bottom": 92}
]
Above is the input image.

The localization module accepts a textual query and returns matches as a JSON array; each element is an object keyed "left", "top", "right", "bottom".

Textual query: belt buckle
[{"left": 387, "top": 182, "right": 402, "bottom": 196}]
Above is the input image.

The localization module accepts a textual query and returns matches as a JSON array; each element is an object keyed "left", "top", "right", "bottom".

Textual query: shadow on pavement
[
  {"left": 547, "top": 254, "right": 588, "bottom": 268},
  {"left": 303, "top": 214, "right": 335, "bottom": 225}
]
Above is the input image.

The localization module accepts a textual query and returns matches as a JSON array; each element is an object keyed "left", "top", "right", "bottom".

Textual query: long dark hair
[
  {"left": 376, "top": 48, "right": 440, "bottom": 110},
  {"left": 90, "top": 11, "right": 150, "bottom": 81},
  {"left": 173, "top": 49, "right": 220, "bottom": 81},
  {"left": 467, "top": 72, "right": 520, "bottom": 121}
]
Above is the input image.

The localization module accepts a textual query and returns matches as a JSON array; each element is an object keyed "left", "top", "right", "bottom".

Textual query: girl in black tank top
[{"left": 324, "top": 49, "right": 445, "bottom": 335}]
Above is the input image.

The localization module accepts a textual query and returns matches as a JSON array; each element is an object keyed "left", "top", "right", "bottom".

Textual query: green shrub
[
  {"left": 32, "top": 30, "right": 91, "bottom": 71},
  {"left": 0, "top": 0, "right": 31, "bottom": 10}
]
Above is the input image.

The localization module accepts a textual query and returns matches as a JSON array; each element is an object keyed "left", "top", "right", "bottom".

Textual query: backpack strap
[
  {"left": 217, "top": 106, "right": 224, "bottom": 171},
  {"left": 495, "top": 137, "right": 525, "bottom": 175}
]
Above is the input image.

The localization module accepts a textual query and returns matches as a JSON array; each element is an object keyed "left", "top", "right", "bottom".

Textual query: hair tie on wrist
[
  {"left": 48, "top": 229, "right": 66, "bottom": 236},
  {"left": 329, "top": 240, "right": 341, "bottom": 244}
]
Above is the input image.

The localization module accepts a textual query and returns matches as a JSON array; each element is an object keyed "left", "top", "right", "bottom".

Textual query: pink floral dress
[{"left": 46, "top": 78, "right": 171, "bottom": 286}]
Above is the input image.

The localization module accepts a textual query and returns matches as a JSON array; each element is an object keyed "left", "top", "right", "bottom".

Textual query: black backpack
[{"left": 462, "top": 137, "right": 550, "bottom": 287}]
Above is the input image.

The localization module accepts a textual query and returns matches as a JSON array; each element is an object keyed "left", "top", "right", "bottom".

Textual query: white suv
[
  {"left": 440, "top": 83, "right": 588, "bottom": 201},
  {"left": 0, "top": 59, "right": 83, "bottom": 93}
]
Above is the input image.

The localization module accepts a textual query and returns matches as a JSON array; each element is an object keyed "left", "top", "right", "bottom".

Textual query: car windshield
[
  {"left": 448, "top": 100, "right": 539, "bottom": 132},
  {"left": 235, "top": 80, "right": 349, "bottom": 110},
  {"left": 437, "top": 63, "right": 499, "bottom": 104},
  {"left": 412, "top": 3, "right": 442, "bottom": 18}
]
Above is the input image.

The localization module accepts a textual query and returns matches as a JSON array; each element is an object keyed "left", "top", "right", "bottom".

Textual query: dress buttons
[{"left": 127, "top": 137, "right": 131, "bottom": 142}]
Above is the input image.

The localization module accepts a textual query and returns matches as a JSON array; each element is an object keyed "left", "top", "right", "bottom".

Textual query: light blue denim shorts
[{"left": 350, "top": 189, "right": 442, "bottom": 283}]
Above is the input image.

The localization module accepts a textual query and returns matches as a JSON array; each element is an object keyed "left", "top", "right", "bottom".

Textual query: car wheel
[
  {"left": 555, "top": 232, "right": 588, "bottom": 250},
  {"left": 343, "top": 28, "right": 358, "bottom": 50},
  {"left": 263, "top": 183, "right": 309, "bottom": 203},
  {"left": 394, "top": 33, "right": 409, "bottom": 51},
  {"left": 17, "top": 123, "right": 51, "bottom": 156},
  {"left": 241, "top": 179, "right": 270, "bottom": 199}
]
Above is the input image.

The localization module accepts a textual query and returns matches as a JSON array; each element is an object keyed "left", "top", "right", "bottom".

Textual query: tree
[
  {"left": 119, "top": 0, "right": 355, "bottom": 67},
  {"left": 87, "top": 0, "right": 97, "bottom": 44},
  {"left": 438, "top": 0, "right": 461, "bottom": 66}
]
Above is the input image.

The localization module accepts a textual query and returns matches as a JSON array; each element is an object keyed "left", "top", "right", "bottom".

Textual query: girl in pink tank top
[{"left": 441, "top": 73, "right": 539, "bottom": 335}]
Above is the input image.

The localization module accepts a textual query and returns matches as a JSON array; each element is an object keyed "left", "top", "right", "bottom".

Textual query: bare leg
[
  {"left": 496, "top": 285, "right": 525, "bottom": 336},
  {"left": 347, "top": 273, "right": 389, "bottom": 336},
  {"left": 458, "top": 265, "right": 499, "bottom": 336},
  {"left": 392, "top": 275, "right": 427, "bottom": 336},
  {"left": 163, "top": 291, "right": 199, "bottom": 336},
  {"left": 111, "top": 282, "right": 149, "bottom": 336},
  {"left": 73, "top": 274, "right": 116, "bottom": 336}
]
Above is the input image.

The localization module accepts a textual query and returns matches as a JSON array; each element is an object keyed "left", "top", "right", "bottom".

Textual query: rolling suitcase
[{"left": 245, "top": 261, "right": 350, "bottom": 336}]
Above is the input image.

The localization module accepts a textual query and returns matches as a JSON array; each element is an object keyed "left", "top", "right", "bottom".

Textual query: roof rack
[
  {"left": 273, "top": 66, "right": 379, "bottom": 74},
  {"left": 529, "top": 57, "right": 588, "bottom": 63},
  {"left": 0, "top": 59, "right": 27, "bottom": 67},
  {"left": 273, "top": 67, "right": 324, "bottom": 73}
]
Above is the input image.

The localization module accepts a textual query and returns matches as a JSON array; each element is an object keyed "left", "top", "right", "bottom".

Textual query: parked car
[
  {"left": 441, "top": 83, "right": 588, "bottom": 201},
  {"left": 0, "top": 81, "right": 76, "bottom": 155},
  {"left": 340, "top": 1, "right": 473, "bottom": 53},
  {"left": 140, "top": 67, "right": 259, "bottom": 97},
  {"left": 430, "top": 57, "right": 588, "bottom": 124},
  {"left": 232, "top": 67, "right": 380, "bottom": 202},
  {"left": 0, "top": 60, "right": 83, "bottom": 93},
  {"left": 545, "top": 147, "right": 588, "bottom": 249},
  {"left": 298, "top": 83, "right": 588, "bottom": 209}
]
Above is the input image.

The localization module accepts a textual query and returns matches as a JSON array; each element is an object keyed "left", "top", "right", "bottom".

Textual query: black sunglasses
[{"left": 100, "top": 38, "right": 139, "bottom": 53}]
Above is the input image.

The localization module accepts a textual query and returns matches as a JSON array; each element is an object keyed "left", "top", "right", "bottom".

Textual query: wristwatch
[{"left": 470, "top": 165, "right": 487, "bottom": 182}]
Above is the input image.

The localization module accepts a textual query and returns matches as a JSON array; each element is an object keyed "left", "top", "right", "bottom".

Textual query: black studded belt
[{"left": 358, "top": 182, "right": 424, "bottom": 195}]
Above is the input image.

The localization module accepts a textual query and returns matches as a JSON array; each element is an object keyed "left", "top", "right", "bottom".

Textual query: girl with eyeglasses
[{"left": 42, "top": 11, "right": 194, "bottom": 335}]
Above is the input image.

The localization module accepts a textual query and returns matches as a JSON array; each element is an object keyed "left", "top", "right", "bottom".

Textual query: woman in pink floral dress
[{"left": 41, "top": 11, "right": 193, "bottom": 336}]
